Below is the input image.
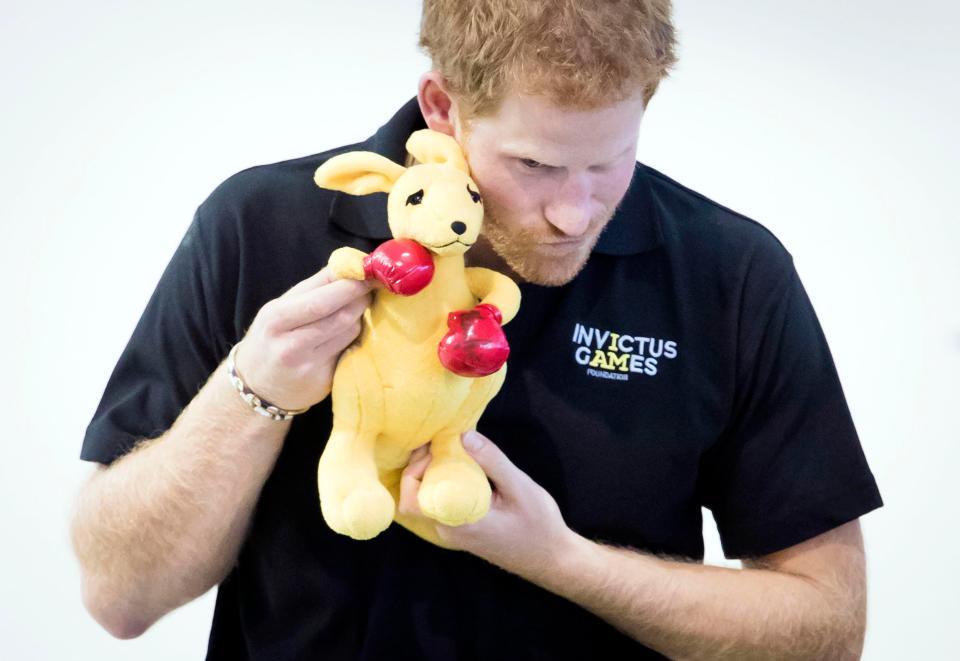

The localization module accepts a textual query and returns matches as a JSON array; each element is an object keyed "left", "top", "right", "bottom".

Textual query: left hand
[{"left": 399, "top": 431, "right": 577, "bottom": 578}]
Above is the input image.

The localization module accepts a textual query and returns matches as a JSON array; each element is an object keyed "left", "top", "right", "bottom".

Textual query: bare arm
[
  {"left": 541, "top": 520, "right": 867, "bottom": 660},
  {"left": 70, "top": 361, "right": 290, "bottom": 639},
  {"left": 70, "top": 267, "right": 373, "bottom": 639},
  {"left": 400, "top": 435, "right": 868, "bottom": 660}
]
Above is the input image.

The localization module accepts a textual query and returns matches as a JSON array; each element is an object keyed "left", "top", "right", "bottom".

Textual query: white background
[{"left": 2, "top": 1, "right": 957, "bottom": 658}]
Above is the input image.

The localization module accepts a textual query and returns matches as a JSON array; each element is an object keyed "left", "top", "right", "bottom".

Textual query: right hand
[{"left": 234, "top": 266, "right": 374, "bottom": 410}]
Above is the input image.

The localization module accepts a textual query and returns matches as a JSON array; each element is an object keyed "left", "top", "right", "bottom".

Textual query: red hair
[{"left": 419, "top": 0, "right": 678, "bottom": 117}]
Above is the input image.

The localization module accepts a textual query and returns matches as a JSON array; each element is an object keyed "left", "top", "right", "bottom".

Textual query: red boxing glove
[
  {"left": 362, "top": 239, "right": 434, "bottom": 296},
  {"left": 438, "top": 303, "right": 510, "bottom": 377}
]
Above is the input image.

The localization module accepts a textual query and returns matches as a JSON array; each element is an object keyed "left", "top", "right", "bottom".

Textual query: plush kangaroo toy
[{"left": 313, "top": 129, "right": 521, "bottom": 547}]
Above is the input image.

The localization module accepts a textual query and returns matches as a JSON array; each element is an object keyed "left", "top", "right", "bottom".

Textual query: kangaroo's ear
[
  {"left": 405, "top": 129, "right": 469, "bottom": 174},
  {"left": 314, "top": 152, "right": 406, "bottom": 195}
]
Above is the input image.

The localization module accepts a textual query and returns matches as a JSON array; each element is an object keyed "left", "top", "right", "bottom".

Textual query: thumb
[{"left": 461, "top": 431, "right": 526, "bottom": 497}]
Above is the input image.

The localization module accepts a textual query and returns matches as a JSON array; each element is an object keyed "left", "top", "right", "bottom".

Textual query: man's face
[{"left": 457, "top": 91, "right": 645, "bottom": 286}]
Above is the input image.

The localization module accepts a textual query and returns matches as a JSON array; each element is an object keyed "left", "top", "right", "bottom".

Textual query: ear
[
  {"left": 314, "top": 152, "right": 407, "bottom": 195},
  {"left": 405, "top": 129, "right": 469, "bottom": 174}
]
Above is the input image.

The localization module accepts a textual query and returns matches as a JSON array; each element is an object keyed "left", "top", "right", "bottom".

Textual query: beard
[{"left": 479, "top": 205, "right": 617, "bottom": 286}]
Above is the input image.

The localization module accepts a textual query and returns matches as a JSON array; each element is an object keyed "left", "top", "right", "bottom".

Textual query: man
[{"left": 71, "top": 1, "right": 883, "bottom": 659}]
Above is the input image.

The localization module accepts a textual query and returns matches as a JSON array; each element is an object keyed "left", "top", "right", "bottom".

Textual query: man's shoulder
[
  {"left": 641, "top": 163, "right": 795, "bottom": 280},
  {"left": 188, "top": 142, "right": 371, "bottom": 281},
  {"left": 200, "top": 143, "right": 362, "bottom": 218}
]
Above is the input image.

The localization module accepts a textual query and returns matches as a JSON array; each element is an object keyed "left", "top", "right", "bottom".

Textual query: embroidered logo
[{"left": 572, "top": 322, "right": 678, "bottom": 381}]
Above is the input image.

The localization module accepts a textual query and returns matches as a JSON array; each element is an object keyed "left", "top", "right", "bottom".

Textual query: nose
[
  {"left": 544, "top": 174, "right": 594, "bottom": 237},
  {"left": 450, "top": 221, "right": 467, "bottom": 235}
]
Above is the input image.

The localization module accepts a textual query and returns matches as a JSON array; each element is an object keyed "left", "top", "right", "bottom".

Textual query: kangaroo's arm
[
  {"left": 328, "top": 247, "right": 368, "bottom": 281},
  {"left": 464, "top": 267, "right": 522, "bottom": 325}
]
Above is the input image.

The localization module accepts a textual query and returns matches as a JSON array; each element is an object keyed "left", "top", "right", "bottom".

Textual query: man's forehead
[{"left": 467, "top": 91, "right": 644, "bottom": 162}]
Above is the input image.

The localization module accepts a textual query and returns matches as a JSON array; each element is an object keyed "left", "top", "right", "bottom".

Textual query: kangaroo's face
[
  {"left": 313, "top": 129, "right": 484, "bottom": 257},
  {"left": 386, "top": 163, "right": 483, "bottom": 257}
]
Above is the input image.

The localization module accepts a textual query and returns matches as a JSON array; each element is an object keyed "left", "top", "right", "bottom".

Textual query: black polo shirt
[{"left": 81, "top": 97, "right": 883, "bottom": 659}]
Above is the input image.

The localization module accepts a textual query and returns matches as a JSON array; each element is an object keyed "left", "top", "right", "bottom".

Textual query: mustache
[{"left": 483, "top": 207, "right": 615, "bottom": 242}]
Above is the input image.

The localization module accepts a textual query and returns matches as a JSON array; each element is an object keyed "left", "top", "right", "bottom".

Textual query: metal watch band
[{"left": 226, "top": 342, "right": 309, "bottom": 421}]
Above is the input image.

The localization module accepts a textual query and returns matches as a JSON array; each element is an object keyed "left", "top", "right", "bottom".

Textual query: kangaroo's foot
[
  {"left": 417, "top": 458, "right": 491, "bottom": 527},
  {"left": 320, "top": 477, "right": 396, "bottom": 540}
]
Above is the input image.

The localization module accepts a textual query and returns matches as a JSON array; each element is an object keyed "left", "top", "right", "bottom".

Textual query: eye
[
  {"left": 467, "top": 185, "right": 482, "bottom": 204},
  {"left": 520, "top": 158, "right": 548, "bottom": 170},
  {"left": 405, "top": 189, "right": 424, "bottom": 206}
]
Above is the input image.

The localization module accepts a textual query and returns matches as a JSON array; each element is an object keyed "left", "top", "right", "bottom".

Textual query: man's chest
[{"left": 478, "top": 266, "right": 735, "bottom": 555}]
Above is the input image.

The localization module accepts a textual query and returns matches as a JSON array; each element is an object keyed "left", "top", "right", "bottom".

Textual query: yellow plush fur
[{"left": 313, "top": 129, "right": 521, "bottom": 546}]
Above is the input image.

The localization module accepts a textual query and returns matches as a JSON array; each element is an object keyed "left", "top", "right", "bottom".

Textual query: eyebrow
[{"left": 502, "top": 144, "right": 634, "bottom": 169}]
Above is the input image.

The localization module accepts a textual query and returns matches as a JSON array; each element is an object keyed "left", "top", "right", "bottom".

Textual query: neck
[{"left": 433, "top": 251, "right": 466, "bottom": 279}]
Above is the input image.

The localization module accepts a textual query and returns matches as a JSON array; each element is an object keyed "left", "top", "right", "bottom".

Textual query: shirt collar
[{"left": 329, "top": 97, "right": 662, "bottom": 256}]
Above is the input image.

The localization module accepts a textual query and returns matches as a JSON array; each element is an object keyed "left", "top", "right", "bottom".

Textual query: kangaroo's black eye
[
  {"left": 406, "top": 189, "right": 424, "bottom": 206},
  {"left": 467, "top": 185, "right": 482, "bottom": 204}
]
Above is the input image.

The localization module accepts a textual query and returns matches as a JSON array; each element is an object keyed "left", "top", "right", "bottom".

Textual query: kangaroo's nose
[{"left": 451, "top": 221, "right": 467, "bottom": 235}]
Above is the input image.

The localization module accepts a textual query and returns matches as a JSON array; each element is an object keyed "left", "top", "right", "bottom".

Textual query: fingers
[
  {"left": 408, "top": 443, "right": 431, "bottom": 463},
  {"left": 398, "top": 445, "right": 432, "bottom": 516},
  {"left": 290, "top": 291, "right": 369, "bottom": 349},
  {"left": 283, "top": 266, "right": 335, "bottom": 296},
  {"left": 270, "top": 278, "right": 373, "bottom": 333},
  {"left": 461, "top": 431, "right": 524, "bottom": 500},
  {"left": 310, "top": 316, "right": 363, "bottom": 356}
]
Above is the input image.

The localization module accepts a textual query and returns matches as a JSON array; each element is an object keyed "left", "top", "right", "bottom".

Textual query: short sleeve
[
  {"left": 80, "top": 206, "right": 232, "bottom": 465},
  {"left": 699, "top": 247, "right": 883, "bottom": 559}
]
